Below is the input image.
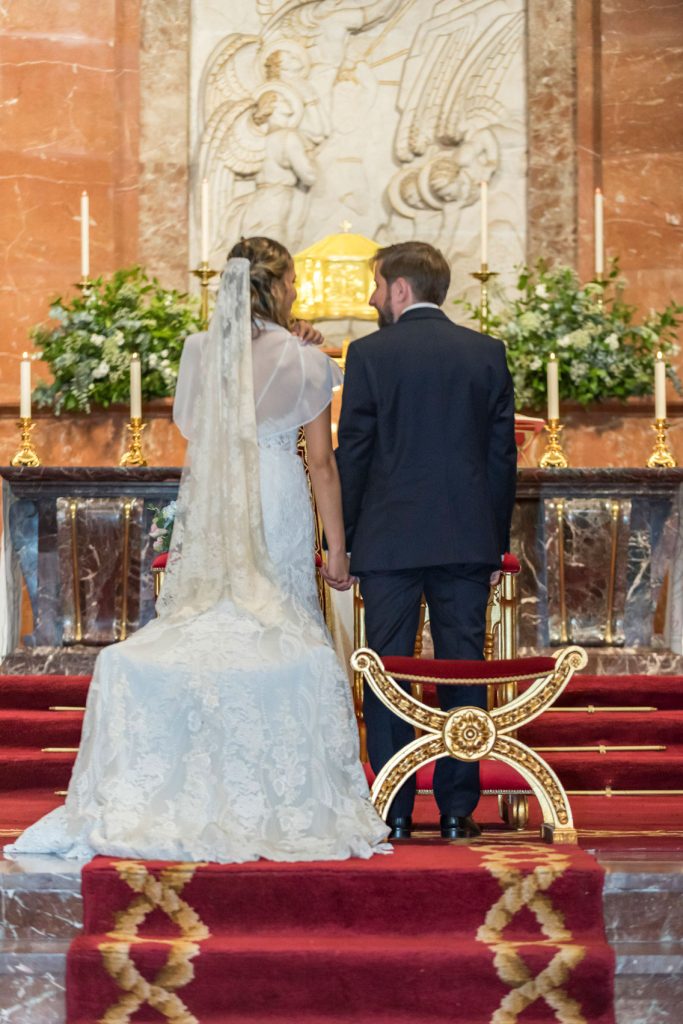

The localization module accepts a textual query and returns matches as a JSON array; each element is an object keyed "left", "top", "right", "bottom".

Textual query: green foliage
[
  {"left": 31, "top": 267, "right": 202, "bottom": 413},
  {"left": 459, "top": 261, "right": 683, "bottom": 411}
]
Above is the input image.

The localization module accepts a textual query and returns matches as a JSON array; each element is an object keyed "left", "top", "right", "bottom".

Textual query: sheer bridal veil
[{"left": 156, "top": 258, "right": 286, "bottom": 627}]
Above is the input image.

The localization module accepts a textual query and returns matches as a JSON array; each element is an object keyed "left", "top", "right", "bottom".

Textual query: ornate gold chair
[
  {"left": 351, "top": 645, "right": 587, "bottom": 844},
  {"left": 345, "top": 555, "right": 544, "bottom": 830}
]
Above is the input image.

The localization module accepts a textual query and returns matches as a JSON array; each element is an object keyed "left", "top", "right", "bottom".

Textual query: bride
[{"left": 7, "top": 239, "right": 390, "bottom": 863}]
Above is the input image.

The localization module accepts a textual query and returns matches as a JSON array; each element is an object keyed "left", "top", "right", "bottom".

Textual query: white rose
[
  {"left": 605, "top": 332, "right": 619, "bottom": 351},
  {"left": 92, "top": 360, "right": 110, "bottom": 380},
  {"left": 535, "top": 284, "right": 548, "bottom": 299}
]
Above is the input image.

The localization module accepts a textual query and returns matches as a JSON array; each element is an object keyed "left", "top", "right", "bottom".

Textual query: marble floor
[{"left": 0, "top": 847, "right": 681, "bottom": 1024}]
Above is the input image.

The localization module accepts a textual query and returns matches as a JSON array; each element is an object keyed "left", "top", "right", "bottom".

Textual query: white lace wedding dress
[{"left": 7, "top": 261, "right": 389, "bottom": 864}]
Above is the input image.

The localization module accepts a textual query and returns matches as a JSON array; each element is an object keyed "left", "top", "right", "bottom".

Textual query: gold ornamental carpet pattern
[{"left": 66, "top": 844, "right": 615, "bottom": 1023}]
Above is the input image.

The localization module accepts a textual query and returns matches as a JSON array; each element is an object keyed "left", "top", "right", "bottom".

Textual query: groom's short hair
[{"left": 373, "top": 242, "right": 451, "bottom": 305}]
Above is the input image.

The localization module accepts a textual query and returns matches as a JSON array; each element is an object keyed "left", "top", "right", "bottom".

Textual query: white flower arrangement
[
  {"left": 460, "top": 261, "right": 683, "bottom": 410},
  {"left": 31, "top": 267, "right": 201, "bottom": 413}
]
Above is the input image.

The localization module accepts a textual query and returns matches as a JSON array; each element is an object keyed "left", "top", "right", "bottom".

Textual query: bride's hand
[
  {"left": 292, "top": 319, "right": 325, "bottom": 346},
  {"left": 322, "top": 550, "right": 354, "bottom": 591}
]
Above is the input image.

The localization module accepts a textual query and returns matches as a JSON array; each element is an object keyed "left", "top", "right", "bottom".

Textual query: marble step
[{"left": 2, "top": 852, "right": 682, "bottom": 1024}]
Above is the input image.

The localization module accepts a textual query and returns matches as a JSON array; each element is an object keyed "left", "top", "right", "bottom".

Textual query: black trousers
[{"left": 359, "top": 563, "right": 494, "bottom": 820}]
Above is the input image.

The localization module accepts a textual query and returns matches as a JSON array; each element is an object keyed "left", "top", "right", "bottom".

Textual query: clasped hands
[{"left": 320, "top": 549, "right": 357, "bottom": 592}]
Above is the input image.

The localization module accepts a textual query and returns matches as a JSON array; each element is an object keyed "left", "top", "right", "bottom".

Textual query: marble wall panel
[
  {"left": 526, "top": 0, "right": 577, "bottom": 267},
  {"left": 0, "top": 403, "right": 186, "bottom": 470},
  {"left": 0, "top": 0, "right": 141, "bottom": 403},
  {"left": 138, "top": 0, "right": 191, "bottom": 291},
  {"left": 576, "top": 0, "right": 683, "bottom": 379}
]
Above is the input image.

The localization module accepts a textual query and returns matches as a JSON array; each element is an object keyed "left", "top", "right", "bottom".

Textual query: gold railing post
[
  {"left": 68, "top": 500, "right": 83, "bottom": 644},
  {"left": 119, "top": 500, "right": 133, "bottom": 641}
]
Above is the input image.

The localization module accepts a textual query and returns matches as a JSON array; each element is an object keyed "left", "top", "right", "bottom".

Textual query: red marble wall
[
  {"left": 1, "top": 0, "right": 682, "bottom": 469},
  {"left": 577, "top": 0, "right": 683, "bottom": 323},
  {"left": 0, "top": 0, "right": 140, "bottom": 404}
]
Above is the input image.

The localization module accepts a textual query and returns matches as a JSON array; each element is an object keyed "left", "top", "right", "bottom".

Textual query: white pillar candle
[
  {"left": 200, "top": 177, "right": 210, "bottom": 265},
  {"left": 130, "top": 353, "right": 142, "bottom": 420},
  {"left": 20, "top": 352, "right": 31, "bottom": 419},
  {"left": 480, "top": 180, "right": 488, "bottom": 266},
  {"left": 547, "top": 353, "right": 559, "bottom": 421},
  {"left": 80, "top": 190, "right": 90, "bottom": 279},
  {"left": 655, "top": 350, "right": 667, "bottom": 421},
  {"left": 594, "top": 187, "right": 604, "bottom": 277}
]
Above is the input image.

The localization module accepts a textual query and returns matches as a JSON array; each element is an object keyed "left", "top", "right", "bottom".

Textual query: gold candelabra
[
  {"left": 646, "top": 418, "right": 677, "bottom": 468},
  {"left": 192, "top": 262, "right": 219, "bottom": 328},
  {"left": 119, "top": 418, "right": 147, "bottom": 467},
  {"left": 10, "top": 418, "right": 41, "bottom": 467},
  {"left": 539, "top": 419, "right": 569, "bottom": 468},
  {"left": 471, "top": 264, "right": 498, "bottom": 334}
]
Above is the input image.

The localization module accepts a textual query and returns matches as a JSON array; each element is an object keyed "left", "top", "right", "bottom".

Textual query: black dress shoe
[
  {"left": 440, "top": 815, "right": 482, "bottom": 839},
  {"left": 388, "top": 816, "right": 412, "bottom": 839}
]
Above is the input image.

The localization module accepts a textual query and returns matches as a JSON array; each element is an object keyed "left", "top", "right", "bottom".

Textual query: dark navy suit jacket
[{"left": 336, "top": 307, "right": 517, "bottom": 574}]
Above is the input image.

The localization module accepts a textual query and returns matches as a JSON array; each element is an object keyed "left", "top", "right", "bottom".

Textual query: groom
[{"left": 335, "top": 241, "right": 517, "bottom": 839}]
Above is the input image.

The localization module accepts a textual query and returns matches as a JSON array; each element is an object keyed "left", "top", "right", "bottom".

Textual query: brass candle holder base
[
  {"left": 10, "top": 418, "right": 41, "bottom": 467},
  {"left": 120, "top": 418, "right": 147, "bottom": 467},
  {"left": 192, "top": 262, "right": 219, "bottom": 328},
  {"left": 539, "top": 419, "right": 569, "bottom": 468},
  {"left": 471, "top": 264, "right": 498, "bottom": 334},
  {"left": 646, "top": 418, "right": 677, "bottom": 468}
]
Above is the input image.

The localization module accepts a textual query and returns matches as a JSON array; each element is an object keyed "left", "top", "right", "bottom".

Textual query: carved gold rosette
[{"left": 350, "top": 646, "right": 588, "bottom": 844}]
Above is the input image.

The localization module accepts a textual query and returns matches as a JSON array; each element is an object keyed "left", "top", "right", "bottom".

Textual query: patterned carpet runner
[{"left": 67, "top": 844, "right": 614, "bottom": 1024}]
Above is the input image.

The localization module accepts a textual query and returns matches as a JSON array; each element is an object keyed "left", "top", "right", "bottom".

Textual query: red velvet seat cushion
[
  {"left": 363, "top": 760, "right": 531, "bottom": 792},
  {"left": 151, "top": 552, "right": 168, "bottom": 570},
  {"left": 382, "top": 655, "right": 555, "bottom": 683}
]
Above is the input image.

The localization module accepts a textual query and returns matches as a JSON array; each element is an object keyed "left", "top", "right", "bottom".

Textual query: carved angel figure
[
  {"left": 380, "top": 0, "right": 524, "bottom": 258},
  {"left": 197, "top": 0, "right": 407, "bottom": 254}
]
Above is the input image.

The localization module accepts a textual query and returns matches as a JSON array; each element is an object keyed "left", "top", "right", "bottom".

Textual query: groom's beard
[{"left": 376, "top": 300, "right": 395, "bottom": 328}]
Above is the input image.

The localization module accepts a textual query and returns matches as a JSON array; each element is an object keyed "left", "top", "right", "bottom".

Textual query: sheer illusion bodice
[{"left": 7, "top": 262, "right": 389, "bottom": 864}]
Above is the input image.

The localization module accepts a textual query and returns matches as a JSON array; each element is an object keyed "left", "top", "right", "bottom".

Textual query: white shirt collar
[{"left": 400, "top": 302, "right": 441, "bottom": 315}]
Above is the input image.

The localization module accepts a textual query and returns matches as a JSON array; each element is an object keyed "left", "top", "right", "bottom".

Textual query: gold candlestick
[
  {"left": 646, "top": 418, "right": 677, "bottom": 468},
  {"left": 539, "top": 419, "right": 569, "bottom": 468},
  {"left": 471, "top": 264, "right": 498, "bottom": 333},
  {"left": 10, "top": 418, "right": 41, "bottom": 467},
  {"left": 192, "top": 262, "right": 219, "bottom": 328},
  {"left": 119, "top": 418, "right": 147, "bottom": 467},
  {"left": 595, "top": 271, "right": 606, "bottom": 311}
]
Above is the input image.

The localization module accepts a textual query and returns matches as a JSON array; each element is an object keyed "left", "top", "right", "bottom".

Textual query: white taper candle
[
  {"left": 655, "top": 350, "right": 667, "bottom": 421},
  {"left": 80, "top": 190, "right": 90, "bottom": 279},
  {"left": 200, "top": 178, "right": 210, "bottom": 265},
  {"left": 547, "top": 353, "right": 559, "bottom": 421},
  {"left": 480, "top": 180, "right": 488, "bottom": 266},
  {"left": 20, "top": 352, "right": 31, "bottom": 419},
  {"left": 130, "top": 353, "right": 142, "bottom": 420},
  {"left": 594, "top": 187, "right": 604, "bottom": 277}
]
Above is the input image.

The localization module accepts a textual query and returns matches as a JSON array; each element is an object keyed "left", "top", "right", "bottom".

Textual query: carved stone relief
[{"left": 190, "top": 0, "right": 526, "bottom": 319}]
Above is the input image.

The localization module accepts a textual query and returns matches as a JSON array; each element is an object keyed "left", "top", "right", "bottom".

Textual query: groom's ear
[{"left": 391, "top": 276, "right": 414, "bottom": 307}]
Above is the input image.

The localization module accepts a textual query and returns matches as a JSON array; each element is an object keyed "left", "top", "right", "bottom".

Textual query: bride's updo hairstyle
[{"left": 228, "top": 236, "right": 293, "bottom": 329}]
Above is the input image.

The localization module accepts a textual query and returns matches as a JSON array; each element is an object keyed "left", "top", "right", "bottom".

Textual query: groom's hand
[
  {"left": 321, "top": 550, "right": 356, "bottom": 591},
  {"left": 292, "top": 319, "right": 324, "bottom": 346}
]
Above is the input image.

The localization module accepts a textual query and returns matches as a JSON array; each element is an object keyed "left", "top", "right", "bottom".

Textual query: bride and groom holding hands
[{"left": 8, "top": 237, "right": 516, "bottom": 863}]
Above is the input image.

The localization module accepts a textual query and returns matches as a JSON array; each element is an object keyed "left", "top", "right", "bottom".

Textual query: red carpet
[{"left": 67, "top": 844, "right": 614, "bottom": 1024}]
